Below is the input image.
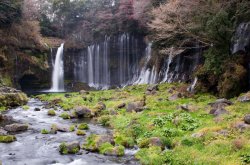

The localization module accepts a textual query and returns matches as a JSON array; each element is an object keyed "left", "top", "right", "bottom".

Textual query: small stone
[
  {"left": 168, "top": 93, "right": 182, "bottom": 101},
  {"left": 117, "top": 103, "right": 126, "bottom": 109},
  {"left": 51, "top": 124, "right": 69, "bottom": 132},
  {"left": 34, "top": 108, "right": 40, "bottom": 111},
  {"left": 79, "top": 90, "right": 89, "bottom": 95},
  {"left": 95, "top": 102, "right": 106, "bottom": 111},
  {"left": 244, "top": 114, "right": 250, "bottom": 124}
]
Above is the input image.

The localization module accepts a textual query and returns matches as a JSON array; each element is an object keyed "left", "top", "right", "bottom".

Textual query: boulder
[
  {"left": 75, "top": 106, "right": 92, "bottom": 118},
  {"left": 209, "top": 108, "right": 229, "bottom": 117},
  {"left": 208, "top": 99, "right": 231, "bottom": 117},
  {"left": 238, "top": 92, "right": 250, "bottom": 102},
  {"left": 244, "top": 114, "right": 250, "bottom": 124},
  {"left": 4, "top": 123, "right": 28, "bottom": 132},
  {"left": 234, "top": 122, "right": 250, "bottom": 132},
  {"left": 1, "top": 115, "right": 13, "bottom": 121},
  {"left": 59, "top": 141, "right": 80, "bottom": 154},
  {"left": 208, "top": 99, "right": 233, "bottom": 109},
  {"left": 126, "top": 101, "right": 145, "bottom": 113}
]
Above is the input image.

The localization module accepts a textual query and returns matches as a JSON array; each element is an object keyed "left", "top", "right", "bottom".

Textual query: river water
[{"left": 0, "top": 99, "right": 138, "bottom": 165}]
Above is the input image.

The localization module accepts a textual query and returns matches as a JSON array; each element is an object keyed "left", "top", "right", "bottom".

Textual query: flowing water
[
  {"left": 50, "top": 44, "right": 65, "bottom": 92},
  {"left": 0, "top": 99, "right": 138, "bottom": 165}
]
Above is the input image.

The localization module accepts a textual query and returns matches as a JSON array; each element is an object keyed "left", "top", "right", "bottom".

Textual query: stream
[{"left": 0, "top": 99, "right": 138, "bottom": 165}]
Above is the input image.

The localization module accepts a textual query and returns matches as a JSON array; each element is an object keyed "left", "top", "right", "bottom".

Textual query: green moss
[
  {"left": 99, "top": 142, "right": 114, "bottom": 154},
  {"left": 22, "top": 105, "right": 30, "bottom": 110},
  {"left": 97, "top": 115, "right": 111, "bottom": 126},
  {"left": 76, "top": 130, "right": 86, "bottom": 136},
  {"left": 60, "top": 112, "right": 70, "bottom": 119},
  {"left": 78, "top": 123, "right": 89, "bottom": 130},
  {"left": 41, "top": 129, "right": 49, "bottom": 134},
  {"left": 48, "top": 109, "right": 56, "bottom": 116},
  {"left": 82, "top": 134, "right": 99, "bottom": 151},
  {"left": 69, "top": 125, "right": 75, "bottom": 132},
  {"left": 0, "top": 135, "right": 16, "bottom": 143},
  {"left": 135, "top": 146, "right": 165, "bottom": 165},
  {"left": 59, "top": 142, "right": 79, "bottom": 155},
  {"left": 114, "top": 134, "right": 135, "bottom": 148}
]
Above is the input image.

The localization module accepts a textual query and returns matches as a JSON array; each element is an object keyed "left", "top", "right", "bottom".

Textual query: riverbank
[{"left": 37, "top": 83, "right": 250, "bottom": 165}]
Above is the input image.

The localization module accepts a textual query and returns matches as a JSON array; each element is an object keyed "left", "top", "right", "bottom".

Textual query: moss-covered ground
[{"left": 37, "top": 83, "right": 250, "bottom": 165}]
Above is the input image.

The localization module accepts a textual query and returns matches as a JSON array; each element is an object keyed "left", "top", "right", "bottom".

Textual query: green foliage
[
  {"left": 22, "top": 105, "right": 29, "bottom": 110},
  {"left": 241, "top": 154, "right": 250, "bottom": 164},
  {"left": 69, "top": 125, "right": 75, "bottom": 132}
]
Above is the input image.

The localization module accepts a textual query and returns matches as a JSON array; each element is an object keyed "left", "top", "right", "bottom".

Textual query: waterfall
[
  {"left": 50, "top": 43, "right": 65, "bottom": 92},
  {"left": 162, "top": 47, "right": 174, "bottom": 83},
  {"left": 187, "top": 77, "right": 198, "bottom": 92},
  {"left": 134, "top": 43, "right": 157, "bottom": 84}
]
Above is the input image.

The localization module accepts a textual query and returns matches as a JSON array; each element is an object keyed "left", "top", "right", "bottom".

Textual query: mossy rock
[
  {"left": 76, "top": 130, "right": 86, "bottom": 136},
  {"left": 48, "top": 110, "right": 56, "bottom": 116},
  {"left": 59, "top": 141, "right": 80, "bottom": 155},
  {"left": 41, "top": 129, "right": 49, "bottom": 134},
  {"left": 82, "top": 134, "right": 114, "bottom": 152},
  {"left": 114, "top": 133, "right": 135, "bottom": 148},
  {"left": 77, "top": 123, "right": 89, "bottom": 130},
  {"left": 99, "top": 142, "right": 125, "bottom": 156},
  {"left": 60, "top": 112, "right": 70, "bottom": 119},
  {"left": 0, "top": 135, "right": 16, "bottom": 143},
  {"left": 69, "top": 125, "right": 76, "bottom": 132}
]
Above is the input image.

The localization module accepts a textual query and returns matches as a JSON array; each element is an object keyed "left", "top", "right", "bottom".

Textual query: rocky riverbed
[{"left": 0, "top": 99, "right": 138, "bottom": 165}]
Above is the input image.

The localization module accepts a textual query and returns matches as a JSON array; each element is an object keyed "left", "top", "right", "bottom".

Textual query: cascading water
[
  {"left": 71, "top": 34, "right": 145, "bottom": 89},
  {"left": 134, "top": 43, "right": 157, "bottom": 84},
  {"left": 162, "top": 47, "right": 174, "bottom": 83},
  {"left": 49, "top": 43, "right": 65, "bottom": 92}
]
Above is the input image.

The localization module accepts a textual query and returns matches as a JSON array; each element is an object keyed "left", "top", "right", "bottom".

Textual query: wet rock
[
  {"left": 168, "top": 93, "right": 182, "bottom": 101},
  {"left": 126, "top": 101, "right": 145, "bottom": 113},
  {"left": 1, "top": 115, "right": 13, "bottom": 121},
  {"left": 79, "top": 90, "right": 89, "bottom": 95},
  {"left": 238, "top": 92, "right": 250, "bottom": 102},
  {"left": 51, "top": 124, "right": 69, "bottom": 132},
  {"left": 0, "top": 114, "right": 2, "bottom": 121},
  {"left": 34, "top": 108, "right": 40, "bottom": 111},
  {"left": 0, "top": 128, "right": 7, "bottom": 135},
  {"left": 75, "top": 106, "right": 93, "bottom": 118},
  {"left": 244, "top": 114, "right": 250, "bottom": 124},
  {"left": 117, "top": 103, "right": 126, "bottom": 109},
  {"left": 4, "top": 123, "right": 28, "bottom": 132},
  {"left": 59, "top": 141, "right": 80, "bottom": 154}
]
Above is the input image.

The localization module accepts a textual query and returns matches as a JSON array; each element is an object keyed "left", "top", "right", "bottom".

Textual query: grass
[{"left": 37, "top": 83, "right": 250, "bottom": 164}]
